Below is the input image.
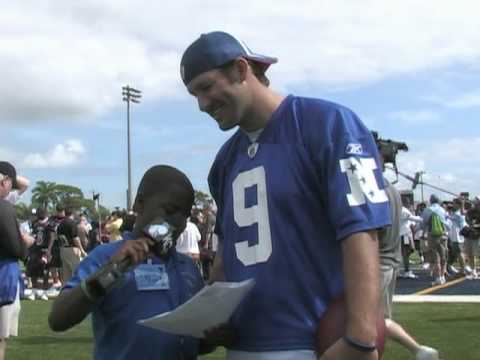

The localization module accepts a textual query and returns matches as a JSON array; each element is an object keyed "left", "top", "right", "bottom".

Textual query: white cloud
[
  {"left": 0, "top": 147, "right": 18, "bottom": 161},
  {"left": 1, "top": 0, "right": 479, "bottom": 122},
  {"left": 22, "top": 139, "right": 86, "bottom": 168},
  {"left": 387, "top": 110, "right": 441, "bottom": 125},
  {"left": 424, "top": 88, "right": 480, "bottom": 109},
  {"left": 447, "top": 90, "right": 480, "bottom": 108}
]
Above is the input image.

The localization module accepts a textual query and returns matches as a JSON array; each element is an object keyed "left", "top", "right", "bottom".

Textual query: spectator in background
[
  {"left": 422, "top": 195, "right": 450, "bottom": 285},
  {"left": 191, "top": 209, "right": 213, "bottom": 279},
  {"left": 446, "top": 199, "right": 466, "bottom": 276},
  {"left": 201, "top": 206, "right": 217, "bottom": 280},
  {"left": 378, "top": 180, "right": 439, "bottom": 360},
  {"left": 57, "top": 208, "right": 87, "bottom": 282},
  {"left": 399, "top": 204, "right": 423, "bottom": 279},
  {"left": 46, "top": 205, "right": 65, "bottom": 288},
  {"left": 100, "top": 221, "right": 109, "bottom": 243},
  {"left": 465, "top": 197, "right": 480, "bottom": 279},
  {"left": 26, "top": 208, "right": 50, "bottom": 301},
  {"left": 0, "top": 161, "right": 33, "bottom": 360},
  {"left": 374, "top": 142, "right": 439, "bottom": 360},
  {"left": 119, "top": 212, "right": 136, "bottom": 238},
  {"left": 176, "top": 217, "right": 201, "bottom": 262},
  {"left": 77, "top": 214, "right": 92, "bottom": 252},
  {"left": 105, "top": 211, "right": 123, "bottom": 242},
  {"left": 414, "top": 203, "right": 429, "bottom": 270},
  {"left": 3, "top": 164, "right": 29, "bottom": 205},
  {"left": 86, "top": 220, "right": 102, "bottom": 253}
]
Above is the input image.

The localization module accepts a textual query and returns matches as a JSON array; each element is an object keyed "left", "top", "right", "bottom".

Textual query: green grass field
[{"left": 6, "top": 300, "right": 480, "bottom": 359}]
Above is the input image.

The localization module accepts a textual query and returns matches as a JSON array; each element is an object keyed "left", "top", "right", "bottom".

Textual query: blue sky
[{"left": 2, "top": 1, "right": 479, "bottom": 209}]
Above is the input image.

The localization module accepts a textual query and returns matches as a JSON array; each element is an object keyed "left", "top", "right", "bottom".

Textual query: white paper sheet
[{"left": 138, "top": 278, "right": 255, "bottom": 338}]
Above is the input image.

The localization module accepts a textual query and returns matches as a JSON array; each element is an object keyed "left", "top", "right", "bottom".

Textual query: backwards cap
[{"left": 180, "top": 31, "right": 278, "bottom": 85}]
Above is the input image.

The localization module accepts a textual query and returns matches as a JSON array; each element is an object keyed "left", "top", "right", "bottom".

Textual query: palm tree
[
  {"left": 55, "top": 184, "right": 84, "bottom": 210},
  {"left": 31, "top": 181, "right": 58, "bottom": 210},
  {"left": 15, "top": 202, "right": 32, "bottom": 221}
]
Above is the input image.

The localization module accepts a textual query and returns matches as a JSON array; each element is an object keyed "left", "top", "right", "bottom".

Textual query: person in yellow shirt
[{"left": 105, "top": 211, "right": 123, "bottom": 242}]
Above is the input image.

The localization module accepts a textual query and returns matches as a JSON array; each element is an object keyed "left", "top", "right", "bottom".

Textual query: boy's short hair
[{"left": 134, "top": 165, "right": 194, "bottom": 214}]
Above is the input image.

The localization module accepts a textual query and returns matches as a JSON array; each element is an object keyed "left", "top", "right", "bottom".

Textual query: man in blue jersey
[
  {"left": 181, "top": 32, "right": 391, "bottom": 360},
  {"left": 48, "top": 165, "right": 213, "bottom": 360}
]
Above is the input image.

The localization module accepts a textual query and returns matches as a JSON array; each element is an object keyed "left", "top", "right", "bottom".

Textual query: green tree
[
  {"left": 78, "top": 198, "right": 110, "bottom": 222},
  {"left": 15, "top": 202, "right": 33, "bottom": 221},
  {"left": 31, "top": 181, "right": 58, "bottom": 210},
  {"left": 55, "top": 184, "right": 84, "bottom": 210},
  {"left": 194, "top": 190, "right": 212, "bottom": 209}
]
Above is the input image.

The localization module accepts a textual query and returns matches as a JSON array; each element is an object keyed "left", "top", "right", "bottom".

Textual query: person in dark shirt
[
  {"left": 57, "top": 208, "right": 87, "bottom": 282},
  {"left": 26, "top": 208, "right": 50, "bottom": 294},
  {"left": 465, "top": 199, "right": 480, "bottom": 279},
  {"left": 0, "top": 161, "right": 33, "bottom": 360},
  {"left": 46, "top": 205, "right": 65, "bottom": 287}
]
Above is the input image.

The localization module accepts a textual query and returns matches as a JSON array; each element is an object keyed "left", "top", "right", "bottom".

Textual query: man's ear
[{"left": 233, "top": 57, "right": 249, "bottom": 83}]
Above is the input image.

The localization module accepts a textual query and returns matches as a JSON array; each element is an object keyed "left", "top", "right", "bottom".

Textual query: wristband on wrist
[
  {"left": 343, "top": 335, "right": 376, "bottom": 353},
  {"left": 80, "top": 279, "right": 98, "bottom": 302}
]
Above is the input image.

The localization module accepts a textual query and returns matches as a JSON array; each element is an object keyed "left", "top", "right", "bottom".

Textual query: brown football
[{"left": 316, "top": 296, "right": 386, "bottom": 358}]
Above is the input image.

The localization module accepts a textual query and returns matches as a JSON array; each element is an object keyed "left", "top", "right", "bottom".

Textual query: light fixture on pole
[{"left": 122, "top": 85, "right": 142, "bottom": 211}]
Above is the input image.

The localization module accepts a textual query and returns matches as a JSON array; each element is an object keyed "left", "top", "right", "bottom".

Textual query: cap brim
[
  {"left": 245, "top": 54, "right": 278, "bottom": 74},
  {"left": 245, "top": 54, "right": 278, "bottom": 66}
]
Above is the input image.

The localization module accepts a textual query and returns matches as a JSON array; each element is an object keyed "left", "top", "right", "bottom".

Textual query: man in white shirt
[
  {"left": 447, "top": 199, "right": 467, "bottom": 276},
  {"left": 399, "top": 206, "right": 422, "bottom": 279},
  {"left": 5, "top": 174, "right": 29, "bottom": 205},
  {"left": 176, "top": 218, "right": 201, "bottom": 262}
]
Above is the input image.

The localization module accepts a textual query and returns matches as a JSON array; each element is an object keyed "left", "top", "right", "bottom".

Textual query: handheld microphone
[
  {"left": 82, "top": 222, "right": 174, "bottom": 301},
  {"left": 118, "top": 222, "right": 173, "bottom": 270}
]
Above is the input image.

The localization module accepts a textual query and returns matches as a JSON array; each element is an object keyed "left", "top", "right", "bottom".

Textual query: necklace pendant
[{"left": 247, "top": 142, "right": 259, "bottom": 159}]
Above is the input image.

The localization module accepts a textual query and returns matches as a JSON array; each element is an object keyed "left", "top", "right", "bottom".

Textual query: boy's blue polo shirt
[{"left": 65, "top": 233, "right": 204, "bottom": 360}]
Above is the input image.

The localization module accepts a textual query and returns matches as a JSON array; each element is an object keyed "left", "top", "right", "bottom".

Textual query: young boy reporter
[{"left": 49, "top": 165, "right": 216, "bottom": 360}]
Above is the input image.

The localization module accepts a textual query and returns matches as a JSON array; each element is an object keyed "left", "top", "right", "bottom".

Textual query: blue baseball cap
[{"left": 180, "top": 31, "right": 278, "bottom": 85}]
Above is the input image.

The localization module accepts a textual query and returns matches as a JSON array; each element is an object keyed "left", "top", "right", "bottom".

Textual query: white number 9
[{"left": 232, "top": 166, "right": 272, "bottom": 266}]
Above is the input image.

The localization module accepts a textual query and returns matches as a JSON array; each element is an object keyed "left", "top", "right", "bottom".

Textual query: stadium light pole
[{"left": 122, "top": 85, "right": 142, "bottom": 211}]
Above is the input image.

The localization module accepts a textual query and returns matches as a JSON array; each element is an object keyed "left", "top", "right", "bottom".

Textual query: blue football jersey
[{"left": 208, "top": 95, "right": 391, "bottom": 352}]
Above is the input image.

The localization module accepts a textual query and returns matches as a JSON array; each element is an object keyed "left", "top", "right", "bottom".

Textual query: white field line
[{"left": 394, "top": 295, "right": 480, "bottom": 303}]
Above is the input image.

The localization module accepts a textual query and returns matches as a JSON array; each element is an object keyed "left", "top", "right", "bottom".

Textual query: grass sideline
[{"left": 7, "top": 300, "right": 480, "bottom": 359}]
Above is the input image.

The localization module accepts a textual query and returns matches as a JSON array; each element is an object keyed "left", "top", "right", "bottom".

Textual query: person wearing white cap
[{"left": 181, "top": 32, "right": 391, "bottom": 360}]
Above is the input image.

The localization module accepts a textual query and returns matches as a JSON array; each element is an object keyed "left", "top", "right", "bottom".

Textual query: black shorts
[
  {"left": 26, "top": 250, "right": 48, "bottom": 278},
  {"left": 450, "top": 242, "right": 463, "bottom": 259}
]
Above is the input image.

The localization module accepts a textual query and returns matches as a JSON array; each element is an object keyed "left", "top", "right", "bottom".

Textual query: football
[{"left": 316, "top": 296, "right": 386, "bottom": 358}]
